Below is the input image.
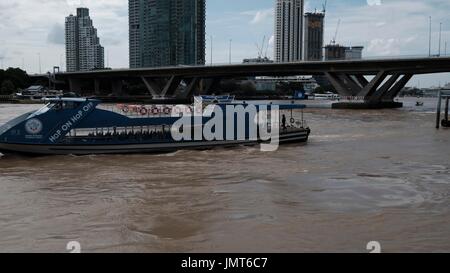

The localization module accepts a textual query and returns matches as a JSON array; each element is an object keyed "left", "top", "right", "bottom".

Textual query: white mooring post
[{"left": 436, "top": 91, "right": 442, "bottom": 129}]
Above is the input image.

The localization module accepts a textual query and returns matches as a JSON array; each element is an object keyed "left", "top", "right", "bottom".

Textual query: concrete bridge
[{"left": 41, "top": 56, "right": 450, "bottom": 108}]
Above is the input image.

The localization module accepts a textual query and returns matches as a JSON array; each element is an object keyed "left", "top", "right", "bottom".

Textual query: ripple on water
[{"left": 295, "top": 174, "right": 427, "bottom": 212}]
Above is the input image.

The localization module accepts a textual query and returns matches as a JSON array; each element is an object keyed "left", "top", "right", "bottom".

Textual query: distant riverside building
[
  {"left": 65, "top": 8, "right": 104, "bottom": 72},
  {"left": 242, "top": 57, "right": 274, "bottom": 64},
  {"left": 274, "top": 0, "right": 304, "bottom": 63},
  {"left": 324, "top": 44, "right": 346, "bottom": 60},
  {"left": 345, "top": 46, "right": 364, "bottom": 60},
  {"left": 304, "top": 12, "right": 324, "bottom": 61},
  {"left": 324, "top": 44, "right": 363, "bottom": 61},
  {"left": 129, "top": 0, "right": 206, "bottom": 68}
]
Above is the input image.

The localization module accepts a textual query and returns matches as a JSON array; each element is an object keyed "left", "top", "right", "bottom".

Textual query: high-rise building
[
  {"left": 304, "top": 12, "right": 324, "bottom": 61},
  {"left": 129, "top": 0, "right": 206, "bottom": 68},
  {"left": 65, "top": 8, "right": 104, "bottom": 72},
  {"left": 274, "top": 0, "right": 304, "bottom": 63}
]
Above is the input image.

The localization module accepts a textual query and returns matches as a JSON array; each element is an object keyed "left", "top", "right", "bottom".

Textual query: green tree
[
  {"left": 5, "top": 68, "right": 30, "bottom": 89},
  {"left": 1, "top": 80, "right": 16, "bottom": 95}
]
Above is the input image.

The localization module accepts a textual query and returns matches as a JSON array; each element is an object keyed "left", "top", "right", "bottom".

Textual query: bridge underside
[
  {"left": 67, "top": 76, "right": 222, "bottom": 99},
  {"left": 65, "top": 72, "right": 413, "bottom": 108}
]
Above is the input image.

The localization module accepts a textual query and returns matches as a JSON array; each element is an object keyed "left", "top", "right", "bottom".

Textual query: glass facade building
[{"left": 129, "top": 0, "right": 206, "bottom": 68}]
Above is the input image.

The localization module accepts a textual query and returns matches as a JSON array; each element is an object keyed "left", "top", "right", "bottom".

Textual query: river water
[{"left": 0, "top": 98, "right": 449, "bottom": 253}]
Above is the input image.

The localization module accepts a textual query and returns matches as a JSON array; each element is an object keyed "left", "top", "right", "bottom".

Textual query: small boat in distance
[{"left": 0, "top": 97, "right": 310, "bottom": 155}]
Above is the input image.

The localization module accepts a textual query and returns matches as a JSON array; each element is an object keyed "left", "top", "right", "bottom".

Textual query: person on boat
[{"left": 282, "top": 114, "right": 287, "bottom": 130}]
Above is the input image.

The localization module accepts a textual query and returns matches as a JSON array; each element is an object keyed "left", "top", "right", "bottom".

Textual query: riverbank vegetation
[{"left": 0, "top": 68, "right": 30, "bottom": 95}]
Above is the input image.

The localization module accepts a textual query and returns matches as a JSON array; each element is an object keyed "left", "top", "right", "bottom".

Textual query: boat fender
[
  {"left": 122, "top": 106, "right": 129, "bottom": 113},
  {"left": 164, "top": 107, "right": 171, "bottom": 115},
  {"left": 290, "top": 118, "right": 295, "bottom": 124},
  {"left": 140, "top": 107, "right": 148, "bottom": 115},
  {"left": 151, "top": 107, "right": 160, "bottom": 115}
]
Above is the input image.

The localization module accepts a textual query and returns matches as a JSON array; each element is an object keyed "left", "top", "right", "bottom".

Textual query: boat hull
[{"left": 0, "top": 130, "right": 309, "bottom": 156}]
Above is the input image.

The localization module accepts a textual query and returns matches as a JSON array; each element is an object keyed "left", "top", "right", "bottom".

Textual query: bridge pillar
[
  {"left": 359, "top": 71, "right": 388, "bottom": 97},
  {"left": 381, "top": 74, "right": 413, "bottom": 101},
  {"left": 141, "top": 77, "right": 162, "bottom": 98},
  {"left": 174, "top": 77, "right": 199, "bottom": 99},
  {"left": 141, "top": 76, "right": 183, "bottom": 98},
  {"left": 161, "top": 76, "right": 182, "bottom": 97},
  {"left": 111, "top": 80, "right": 123, "bottom": 96},
  {"left": 338, "top": 74, "right": 363, "bottom": 96},
  {"left": 328, "top": 70, "right": 411, "bottom": 109},
  {"left": 353, "top": 75, "right": 369, "bottom": 88},
  {"left": 200, "top": 78, "right": 222, "bottom": 95},
  {"left": 368, "top": 73, "right": 402, "bottom": 103},
  {"left": 324, "top": 72, "right": 353, "bottom": 96},
  {"left": 69, "top": 78, "right": 82, "bottom": 94},
  {"left": 94, "top": 79, "right": 101, "bottom": 96}
]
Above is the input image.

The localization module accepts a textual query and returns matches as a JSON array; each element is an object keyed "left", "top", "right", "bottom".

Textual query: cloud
[
  {"left": 367, "top": 38, "right": 401, "bottom": 55},
  {"left": 268, "top": 35, "right": 274, "bottom": 47},
  {"left": 47, "top": 23, "right": 65, "bottom": 45},
  {"left": 250, "top": 9, "right": 273, "bottom": 25}
]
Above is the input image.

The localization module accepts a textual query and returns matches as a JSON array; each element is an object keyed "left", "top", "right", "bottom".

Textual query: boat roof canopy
[
  {"left": 240, "top": 103, "right": 306, "bottom": 110},
  {"left": 42, "top": 97, "right": 100, "bottom": 103}
]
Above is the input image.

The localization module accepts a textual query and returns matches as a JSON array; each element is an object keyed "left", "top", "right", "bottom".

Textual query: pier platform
[{"left": 332, "top": 101, "right": 403, "bottom": 109}]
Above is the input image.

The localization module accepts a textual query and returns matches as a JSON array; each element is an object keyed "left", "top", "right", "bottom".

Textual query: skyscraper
[
  {"left": 65, "top": 8, "right": 104, "bottom": 72},
  {"left": 274, "top": 0, "right": 304, "bottom": 63},
  {"left": 129, "top": 0, "right": 206, "bottom": 68},
  {"left": 304, "top": 12, "right": 324, "bottom": 61}
]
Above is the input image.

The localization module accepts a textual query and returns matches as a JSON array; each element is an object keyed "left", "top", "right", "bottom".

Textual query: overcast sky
[{"left": 0, "top": 0, "right": 449, "bottom": 87}]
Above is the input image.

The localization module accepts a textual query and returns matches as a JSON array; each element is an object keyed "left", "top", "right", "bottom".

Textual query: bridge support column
[
  {"left": 141, "top": 76, "right": 183, "bottom": 98},
  {"left": 141, "top": 77, "right": 162, "bottom": 98},
  {"left": 200, "top": 78, "right": 222, "bottom": 95},
  {"left": 337, "top": 74, "right": 362, "bottom": 96},
  {"left": 69, "top": 78, "right": 82, "bottom": 94},
  {"left": 161, "top": 76, "right": 182, "bottom": 97},
  {"left": 381, "top": 74, "right": 413, "bottom": 102},
  {"left": 368, "top": 73, "right": 402, "bottom": 103},
  {"left": 111, "top": 80, "right": 123, "bottom": 96},
  {"left": 353, "top": 75, "right": 369, "bottom": 88},
  {"left": 359, "top": 71, "right": 388, "bottom": 97},
  {"left": 324, "top": 72, "right": 353, "bottom": 96},
  {"left": 174, "top": 77, "right": 199, "bottom": 99},
  {"left": 94, "top": 79, "right": 101, "bottom": 95},
  {"left": 328, "top": 70, "right": 411, "bottom": 109}
]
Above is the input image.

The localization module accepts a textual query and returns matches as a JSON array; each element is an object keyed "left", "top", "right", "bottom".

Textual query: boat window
[
  {"left": 62, "top": 101, "right": 80, "bottom": 110},
  {"left": 49, "top": 102, "right": 62, "bottom": 111},
  {"left": 49, "top": 101, "right": 80, "bottom": 111}
]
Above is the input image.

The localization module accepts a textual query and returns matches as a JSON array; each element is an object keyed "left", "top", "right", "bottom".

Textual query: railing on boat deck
[
  {"left": 96, "top": 104, "right": 309, "bottom": 130},
  {"left": 96, "top": 104, "right": 189, "bottom": 118}
]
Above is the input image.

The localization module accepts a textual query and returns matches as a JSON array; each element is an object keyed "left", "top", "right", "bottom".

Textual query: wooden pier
[
  {"left": 0, "top": 95, "right": 19, "bottom": 103},
  {"left": 436, "top": 90, "right": 450, "bottom": 129}
]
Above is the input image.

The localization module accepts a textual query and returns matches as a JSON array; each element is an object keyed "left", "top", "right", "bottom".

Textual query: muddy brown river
[{"left": 0, "top": 98, "right": 449, "bottom": 252}]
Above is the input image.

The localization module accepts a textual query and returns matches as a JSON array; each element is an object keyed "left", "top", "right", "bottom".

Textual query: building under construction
[
  {"left": 304, "top": 12, "right": 325, "bottom": 61},
  {"left": 324, "top": 44, "right": 364, "bottom": 60}
]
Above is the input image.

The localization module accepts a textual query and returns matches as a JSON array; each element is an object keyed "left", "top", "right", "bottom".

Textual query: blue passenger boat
[{"left": 0, "top": 97, "right": 310, "bottom": 155}]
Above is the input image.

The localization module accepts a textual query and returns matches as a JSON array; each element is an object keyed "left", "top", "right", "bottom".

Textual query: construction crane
[
  {"left": 331, "top": 19, "right": 341, "bottom": 45},
  {"left": 255, "top": 35, "right": 268, "bottom": 58},
  {"left": 322, "top": 0, "right": 327, "bottom": 13}
]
